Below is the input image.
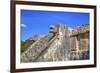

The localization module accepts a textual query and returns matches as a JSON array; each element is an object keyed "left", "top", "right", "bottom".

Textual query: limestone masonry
[{"left": 21, "top": 24, "right": 89, "bottom": 62}]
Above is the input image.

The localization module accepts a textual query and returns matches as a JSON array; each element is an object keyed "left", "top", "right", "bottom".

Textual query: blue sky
[{"left": 21, "top": 9, "right": 89, "bottom": 41}]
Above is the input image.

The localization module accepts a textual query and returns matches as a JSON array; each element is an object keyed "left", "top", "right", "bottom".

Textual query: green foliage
[{"left": 21, "top": 40, "right": 35, "bottom": 53}]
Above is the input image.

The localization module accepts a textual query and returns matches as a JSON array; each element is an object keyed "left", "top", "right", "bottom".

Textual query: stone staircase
[
  {"left": 35, "top": 30, "right": 70, "bottom": 62},
  {"left": 32, "top": 34, "right": 58, "bottom": 62},
  {"left": 21, "top": 24, "right": 71, "bottom": 62},
  {"left": 21, "top": 33, "right": 57, "bottom": 62}
]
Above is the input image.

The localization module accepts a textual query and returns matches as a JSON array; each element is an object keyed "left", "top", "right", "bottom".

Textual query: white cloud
[{"left": 21, "top": 24, "right": 27, "bottom": 28}]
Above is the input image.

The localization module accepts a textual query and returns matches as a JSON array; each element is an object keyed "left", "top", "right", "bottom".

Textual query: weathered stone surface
[
  {"left": 21, "top": 24, "right": 89, "bottom": 62},
  {"left": 35, "top": 24, "right": 71, "bottom": 61},
  {"left": 69, "top": 25, "right": 89, "bottom": 60},
  {"left": 28, "top": 35, "right": 45, "bottom": 41},
  {"left": 71, "top": 24, "right": 89, "bottom": 36},
  {"left": 21, "top": 34, "right": 55, "bottom": 62}
]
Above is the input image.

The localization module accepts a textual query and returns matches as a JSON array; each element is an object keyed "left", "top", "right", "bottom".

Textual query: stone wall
[{"left": 69, "top": 24, "right": 89, "bottom": 60}]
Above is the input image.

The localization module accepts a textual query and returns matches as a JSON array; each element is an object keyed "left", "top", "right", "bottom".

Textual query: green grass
[{"left": 21, "top": 40, "right": 35, "bottom": 53}]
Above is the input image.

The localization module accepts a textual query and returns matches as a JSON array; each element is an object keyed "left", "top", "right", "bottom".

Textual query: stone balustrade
[{"left": 71, "top": 24, "right": 89, "bottom": 36}]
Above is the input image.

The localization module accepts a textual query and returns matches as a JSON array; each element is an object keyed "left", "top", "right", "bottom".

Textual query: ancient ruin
[{"left": 21, "top": 24, "right": 89, "bottom": 62}]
